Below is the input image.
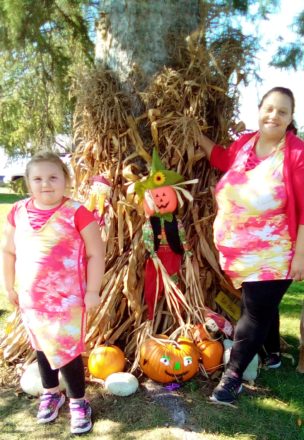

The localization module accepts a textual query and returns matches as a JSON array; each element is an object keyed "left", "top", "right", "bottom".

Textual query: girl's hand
[
  {"left": 6, "top": 288, "right": 19, "bottom": 307},
  {"left": 84, "top": 291, "right": 100, "bottom": 311},
  {"left": 289, "top": 253, "right": 304, "bottom": 281}
]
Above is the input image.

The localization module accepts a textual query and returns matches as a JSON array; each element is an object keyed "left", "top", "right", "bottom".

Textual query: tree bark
[{"left": 96, "top": 0, "right": 200, "bottom": 83}]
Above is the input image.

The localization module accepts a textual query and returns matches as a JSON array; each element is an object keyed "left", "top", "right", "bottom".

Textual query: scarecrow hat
[{"left": 135, "top": 149, "right": 184, "bottom": 199}]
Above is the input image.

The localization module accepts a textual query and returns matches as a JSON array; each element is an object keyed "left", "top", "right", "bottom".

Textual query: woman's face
[{"left": 258, "top": 92, "right": 293, "bottom": 140}]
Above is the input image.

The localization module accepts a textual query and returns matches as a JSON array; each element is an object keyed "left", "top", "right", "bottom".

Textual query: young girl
[{"left": 1, "top": 151, "right": 106, "bottom": 434}]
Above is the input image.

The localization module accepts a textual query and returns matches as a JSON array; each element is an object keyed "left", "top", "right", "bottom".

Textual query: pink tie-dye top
[
  {"left": 13, "top": 198, "right": 87, "bottom": 369},
  {"left": 213, "top": 135, "right": 293, "bottom": 288}
]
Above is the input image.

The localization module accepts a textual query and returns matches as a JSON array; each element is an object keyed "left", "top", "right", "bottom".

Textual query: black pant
[
  {"left": 36, "top": 351, "right": 85, "bottom": 399},
  {"left": 228, "top": 279, "right": 292, "bottom": 377},
  {"left": 262, "top": 306, "right": 281, "bottom": 355}
]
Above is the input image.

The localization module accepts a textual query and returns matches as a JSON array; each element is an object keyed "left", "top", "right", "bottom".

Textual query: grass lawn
[{"left": 0, "top": 189, "right": 303, "bottom": 440}]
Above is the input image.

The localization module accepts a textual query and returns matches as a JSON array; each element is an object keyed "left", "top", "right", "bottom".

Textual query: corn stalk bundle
[{"left": 0, "top": 32, "right": 244, "bottom": 379}]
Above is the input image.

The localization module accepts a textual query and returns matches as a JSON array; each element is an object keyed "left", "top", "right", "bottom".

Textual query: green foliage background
[
  {"left": 0, "top": 0, "right": 302, "bottom": 156},
  {"left": 0, "top": 0, "right": 98, "bottom": 154}
]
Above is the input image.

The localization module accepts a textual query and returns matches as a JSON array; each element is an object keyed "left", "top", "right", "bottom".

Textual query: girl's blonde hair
[{"left": 25, "top": 151, "right": 71, "bottom": 190}]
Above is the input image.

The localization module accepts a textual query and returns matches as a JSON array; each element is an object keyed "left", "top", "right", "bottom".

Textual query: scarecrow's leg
[{"left": 144, "top": 257, "right": 164, "bottom": 320}]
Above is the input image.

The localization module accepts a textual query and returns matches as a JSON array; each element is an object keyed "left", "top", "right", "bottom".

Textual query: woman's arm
[
  {"left": 1, "top": 222, "right": 18, "bottom": 306},
  {"left": 289, "top": 224, "right": 304, "bottom": 280},
  {"left": 290, "top": 146, "right": 304, "bottom": 280},
  {"left": 80, "top": 221, "right": 106, "bottom": 310},
  {"left": 198, "top": 132, "right": 256, "bottom": 172},
  {"left": 197, "top": 133, "right": 216, "bottom": 160}
]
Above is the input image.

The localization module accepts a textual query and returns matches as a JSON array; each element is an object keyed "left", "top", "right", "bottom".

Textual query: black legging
[
  {"left": 36, "top": 351, "right": 85, "bottom": 399},
  {"left": 228, "top": 279, "right": 292, "bottom": 377}
]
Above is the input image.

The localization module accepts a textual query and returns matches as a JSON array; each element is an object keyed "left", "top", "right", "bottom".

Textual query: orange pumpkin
[
  {"left": 197, "top": 340, "right": 224, "bottom": 374},
  {"left": 143, "top": 186, "right": 178, "bottom": 216},
  {"left": 139, "top": 335, "right": 199, "bottom": 383},
  {"left": 88, "top": 344, "right": 126, "bottom": 380}
]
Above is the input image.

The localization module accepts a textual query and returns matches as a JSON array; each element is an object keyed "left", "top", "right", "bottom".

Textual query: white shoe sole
[{"left": 266, "top": 361, "right": 281, "bottom": 369}]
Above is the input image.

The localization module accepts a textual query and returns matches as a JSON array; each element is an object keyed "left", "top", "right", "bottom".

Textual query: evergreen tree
[
  {"left": 271, "top": 10, "right": 304, "bottom": 70},
  {"left": 0, "top": 0, "right": 98, "bottom": 154},
  {"left": 0, "top": 0, "right": 278, "bottom": 155}
]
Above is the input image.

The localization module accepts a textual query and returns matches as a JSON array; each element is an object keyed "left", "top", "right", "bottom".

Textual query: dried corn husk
[{"left": 1, "top": 32, "right": 247, "bottom": 383}]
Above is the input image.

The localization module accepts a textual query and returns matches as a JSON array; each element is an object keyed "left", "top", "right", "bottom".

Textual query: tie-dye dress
[
  {"left": 14, "top": 199, "right": 87, "bottom": 369},
  {"left": 213, "top": 135, "right": 293, "bottom": 289}
]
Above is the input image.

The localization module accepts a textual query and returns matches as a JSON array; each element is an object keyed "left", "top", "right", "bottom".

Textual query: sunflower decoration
[{"left": 153, "top": 171, "right": 166, "bottom": 186}]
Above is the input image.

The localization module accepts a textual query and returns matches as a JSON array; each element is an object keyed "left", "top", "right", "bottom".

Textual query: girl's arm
[
  {"left": 289, "top": 224, "right": 304, "bottom": 280},
  {"left": 1, "top": 222, "right": 18, "bottom": 306},
  {"left": 80, "top": 221, "right": 106, "bottom": 311}
]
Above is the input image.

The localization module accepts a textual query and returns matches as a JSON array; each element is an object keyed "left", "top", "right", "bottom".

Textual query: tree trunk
[{"left": 96, "top": 0, "right": 200, "bottom": 83}]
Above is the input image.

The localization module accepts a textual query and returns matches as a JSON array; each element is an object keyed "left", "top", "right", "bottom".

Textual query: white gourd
[
  {"left": 223, "top": 339, "right": 259, "bottom": 382},
  {"left": 20, "top": 362, "right": 66, "bottom": 396},
  {"left": 104, "top": 372, "right": 139, "bottom": 396}
]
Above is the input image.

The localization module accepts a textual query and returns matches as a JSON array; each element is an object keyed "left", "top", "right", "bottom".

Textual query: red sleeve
[
  {"left": 292, "top": 152, "right": 304, "bottom": 225},
  {"left": 7, "top": 203, "right": 18, "bottom": 227},
  {"left": 74, "top": 205, "right": 96, "bottom": 232},
  {"left": 210, "top": 132, "right": 257, "bottom": 172}
]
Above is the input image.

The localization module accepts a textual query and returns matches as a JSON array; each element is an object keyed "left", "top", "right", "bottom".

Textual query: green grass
[{"left": 0, "top": 190, "right": 304, "bottom": 439}]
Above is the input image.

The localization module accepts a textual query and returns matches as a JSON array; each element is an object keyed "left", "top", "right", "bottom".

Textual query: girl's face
[
  {"left": 27, "top": 161, "right": 66, "bottom": 209},
  {"left": 258, "top": 92, "right": 293, "bottom": 141}
]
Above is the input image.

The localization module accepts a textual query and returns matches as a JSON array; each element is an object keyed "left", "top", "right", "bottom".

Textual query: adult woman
[{"left": 198, "top": 87, "right": 304, "bottom": 405}]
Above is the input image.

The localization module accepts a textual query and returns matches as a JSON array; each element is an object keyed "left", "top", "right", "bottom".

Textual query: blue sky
[{"left": 238, "top": 0, "right": 304, "bottom": 131}]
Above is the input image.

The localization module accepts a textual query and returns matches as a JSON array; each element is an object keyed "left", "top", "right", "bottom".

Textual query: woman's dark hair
[{"left": 258, "top": 87, "right": 297, "bottom": 134}]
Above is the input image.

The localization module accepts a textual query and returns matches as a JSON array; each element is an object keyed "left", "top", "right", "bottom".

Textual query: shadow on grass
[{"left": 88, "top": 376, "right": 304, "bottom": 440}]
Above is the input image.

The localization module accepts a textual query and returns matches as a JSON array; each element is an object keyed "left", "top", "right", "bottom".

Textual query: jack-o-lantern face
[
  {"left": 139, "top": 335, "right": 199, "bottom": 383},
  {"left": 143, "top": 186, "right": 178, "bottom": 217}
]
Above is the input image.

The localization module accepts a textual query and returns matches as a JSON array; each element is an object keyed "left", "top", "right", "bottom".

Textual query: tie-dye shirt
[
  {"left": 213, "top": 135, "right": 293, "bottom": 288},
  {"left": 12, "top": 198, "right": 91, "bottom": 369}
]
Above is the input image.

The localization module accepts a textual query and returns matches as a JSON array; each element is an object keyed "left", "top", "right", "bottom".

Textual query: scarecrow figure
[
  {"left": 85, "top": 175, "right": 113, "bottom": 241},
  {"left": 135, "top": 149, "right": 196, "bottom": 320}
]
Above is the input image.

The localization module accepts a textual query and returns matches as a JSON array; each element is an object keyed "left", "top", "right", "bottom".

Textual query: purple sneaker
[
  {"left": 69, "top": 399, "right": 92, "bottom": 434},
  {"left": 37, "top": 392, "right": 65, "bottom": 423}
]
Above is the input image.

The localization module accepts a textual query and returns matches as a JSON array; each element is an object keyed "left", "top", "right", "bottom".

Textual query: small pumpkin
[
  {"left": 139, "top": 335, "right": 199, "bottom": 383},
  {"left": 88, "top": 344, "right": 126, "bottom": 380},
  {"left": 197, "top": 339, "right": 224, "bottom": 374}
]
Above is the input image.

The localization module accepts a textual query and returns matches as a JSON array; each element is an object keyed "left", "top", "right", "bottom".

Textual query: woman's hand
[
  {"left": 84, "top": 291, "right": 100, "bottom": 311},
  {"left": 289, "top": 253, "right": 304, "bottom": 281}
]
